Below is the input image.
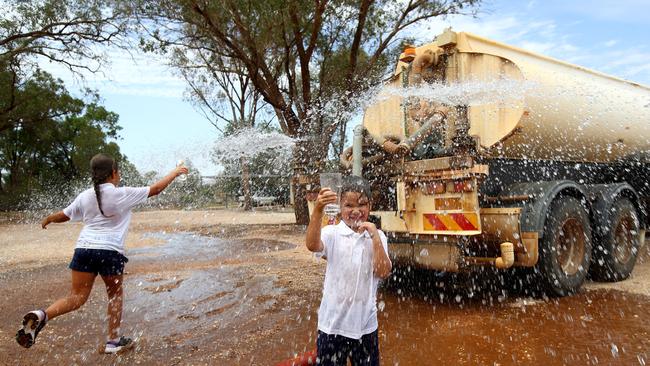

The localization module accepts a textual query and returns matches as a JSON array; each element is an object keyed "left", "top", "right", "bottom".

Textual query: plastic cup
[
  {"left": 319, "top": 173, "right": 342, "bottom": 219},
  {"left": 177, "top": 160, "right": 187, "bottom": 181}
]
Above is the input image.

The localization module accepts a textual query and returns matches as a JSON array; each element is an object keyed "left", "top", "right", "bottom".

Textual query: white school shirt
[
  {"left": 315, "top": 221, "right": 390, "bottom": 339},
  {"left": 63, "top": 183, "right": 150, "bottom": 255}
]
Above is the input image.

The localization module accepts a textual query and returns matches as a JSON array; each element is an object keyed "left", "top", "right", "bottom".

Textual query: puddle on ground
[
  {"left": 126, "top": 268, "right": 284, "bottom": 342},
  {"left": 128, "top": 232, "right": 295, "bottom": 261},
  {"left": 375, "top": 286, "right": 650, "bottom": 365},
  {"left": 270, "top": 284, "right": 650, "bottom": 365},
  {"left": 123, "top": 232, "right": 292, "bottom": 341}
]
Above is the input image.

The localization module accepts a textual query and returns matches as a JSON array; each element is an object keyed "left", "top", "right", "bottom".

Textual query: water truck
[{"left": 328, "top": 29, "right": 650, "bottom": 296}]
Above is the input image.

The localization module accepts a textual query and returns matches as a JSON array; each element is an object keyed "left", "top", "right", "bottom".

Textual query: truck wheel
[
  {"left": 539, "top": 197, "right": 592, "bottom": 296},
  {"left": 590, "top": 199, "right": 640, "bottom": 282}
]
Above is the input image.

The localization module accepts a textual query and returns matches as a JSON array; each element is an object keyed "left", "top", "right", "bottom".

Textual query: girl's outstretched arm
[
  {"left": 148, "top": 166, "right": 188, "bottom": 197},
  {"left": 42, "top": 211, "right": 70, "bottom": 229}
]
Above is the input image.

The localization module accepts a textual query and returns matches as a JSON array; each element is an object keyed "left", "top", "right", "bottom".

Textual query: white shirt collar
[
  {"left": 99, "top": 183, "right": 116, "bottom": 189},
  {"left": 336, "top": 221, "right": 372, "bottom": 238}
]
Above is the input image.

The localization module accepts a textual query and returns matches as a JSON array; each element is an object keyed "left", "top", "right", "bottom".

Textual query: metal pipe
[
  {"left": 341, "top": 111, "right": 445, "bottom": 169},
  {"left": 352, "top": 125, "right": 364, "bottom": 176},
  {"left": 398, "top": 111, "right": 446, "bottom": 152},
  {"left": 484, "top": 195, "right": 531, "bottom": 203},
  {"left": 382, "top": 139, "right": 405, "bottom": 154},
  {"left": 339, "top": 131, "right": 386, "bottom": 169},
  {"left": 464, "top": 242, "right": 515, "bottom": 269},
  {"left": 495, "top": 242, "right": 515, "bottom": 269}
]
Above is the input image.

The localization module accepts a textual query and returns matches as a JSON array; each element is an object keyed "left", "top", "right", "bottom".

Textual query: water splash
[
  {"left": 212, "top": 128, "right": 295, "bottom": 161},
  {"left": 22, "top": 180, "right": 90, "bottom": 217},
  {"left": 372, "top": 78, "right": 538, "bottom": 107}
]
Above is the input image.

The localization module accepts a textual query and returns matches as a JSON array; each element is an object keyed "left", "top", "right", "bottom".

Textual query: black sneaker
[
  {"left": 16, "top": 310, "right": 47, "bottom": 348},
  {"left": 104, "top": 336, "right": 134, "bottom": 354}
]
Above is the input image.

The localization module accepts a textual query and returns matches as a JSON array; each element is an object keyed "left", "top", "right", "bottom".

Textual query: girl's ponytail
[{"left": 90, "top": 154, "right": 118, "bottom": 216}]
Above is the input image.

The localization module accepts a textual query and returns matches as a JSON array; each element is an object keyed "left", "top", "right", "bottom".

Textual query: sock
[
  {"left": 40, "top": 310, "right": 48, "bottom": 323},
  {"left": 108, "top": 337, "right": 120, "bottom": 344},
  {"left": 33, "top": 309, "right": 47, "bottom": 323}
]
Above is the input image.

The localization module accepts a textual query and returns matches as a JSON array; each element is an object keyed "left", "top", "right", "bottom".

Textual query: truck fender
[
  {"left": 497, "top": 180, "right": 588, "bottom": 237},
  {"left": 583, "top": 183, "right": 646, "bottom": 238}
]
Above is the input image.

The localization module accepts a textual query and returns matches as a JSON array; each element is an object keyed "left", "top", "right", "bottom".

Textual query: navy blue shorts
[
  {"left": 69, "top": 248, "right": 128, "bottom": 276},
  {"left": 317, "top": 330, "right": 379, "bottom": 366}
]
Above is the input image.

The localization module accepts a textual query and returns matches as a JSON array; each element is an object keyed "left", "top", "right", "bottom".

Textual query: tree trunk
[
  {"left": 9, "top": 165, "right": 19, "bottom": 190},
  {"left": 292, "top": 175, "right": 310, "bottom": 225},
  {"left": 291, "top": 137, "right": 324, "bottom": 225},
  {"left": 240, "top": 156, "right": 252, "bottom": 211}
]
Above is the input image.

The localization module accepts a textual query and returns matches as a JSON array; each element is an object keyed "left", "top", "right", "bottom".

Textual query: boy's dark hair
[
  {"left": 90, "top": 153, "right": 118, "bottom": 216},
  {"left": 341, "top": 176, "right": 372, "bottom": 201}
]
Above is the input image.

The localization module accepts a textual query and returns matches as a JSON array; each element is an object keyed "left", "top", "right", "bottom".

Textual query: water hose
[{"left": 377, "top": 108, "right": 448, "bottom": 156}]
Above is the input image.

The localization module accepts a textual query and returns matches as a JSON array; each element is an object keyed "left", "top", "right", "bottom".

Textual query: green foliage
[
  {"left": 0, "top": 0, "right": 140, "bottom": 210},
  {"left": 1, "top": 0, "right": 134, "bottom": 136},
  {"left": 0, "top": 66, "right": 135, "bottom": 210}
]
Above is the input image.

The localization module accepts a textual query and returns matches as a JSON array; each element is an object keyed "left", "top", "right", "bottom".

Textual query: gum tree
[
  {"left": 137, "top": 0, "right": 481, "bottom": 223},
  {"left": 0, "top": 0, "right": 135, "bottom": 206},
  {"left": 0, "top": 70, "right": 123, "bottom": 208},
  {"left": 0, "top": 0, "right": 133, "bottom": 133}
]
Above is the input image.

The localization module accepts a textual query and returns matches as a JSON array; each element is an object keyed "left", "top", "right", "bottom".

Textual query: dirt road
[{"left": 1, "top": 209, "right": 649, "bottom": 365}]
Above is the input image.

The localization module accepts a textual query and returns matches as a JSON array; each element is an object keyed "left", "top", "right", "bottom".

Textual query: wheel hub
[{"left": 556, "top": 218, "right": 585, "bottom": 275}]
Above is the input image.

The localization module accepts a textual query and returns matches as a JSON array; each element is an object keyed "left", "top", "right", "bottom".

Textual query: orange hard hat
[{"left": 400, "top": 44, "right": 416, "bottom": 62}]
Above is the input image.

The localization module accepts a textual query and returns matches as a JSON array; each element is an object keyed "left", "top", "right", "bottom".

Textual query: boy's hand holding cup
[
  {"left": 319, "top": 173, "right": 342, "bottom": 223},
  {"left": 316, "top": 188, "right": 338, "bottom": 213}
]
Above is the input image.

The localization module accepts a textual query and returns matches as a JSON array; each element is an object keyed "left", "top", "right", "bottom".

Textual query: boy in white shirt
[
  {"left": 16, "top": 153, "right": 187, "bottom": 354},
  {"left": 306, "top": 176, "right": 392, "bottom": 365}
]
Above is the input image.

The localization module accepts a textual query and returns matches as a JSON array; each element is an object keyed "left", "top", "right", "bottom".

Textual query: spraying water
[
  {"left": 212, "top": 128, "right": 295, "bottom": 161},
  {"left": 372, "top": 78, "right": 538, "bottom": 108}
]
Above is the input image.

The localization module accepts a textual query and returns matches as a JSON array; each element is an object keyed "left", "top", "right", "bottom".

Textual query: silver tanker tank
[{"left": 362, "top": 29, "right": 650, "bottom": 163}]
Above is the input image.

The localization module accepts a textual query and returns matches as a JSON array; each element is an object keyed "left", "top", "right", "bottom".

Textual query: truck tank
[{"left": 362, "top": 30, "right": 650, "bottom": 163}]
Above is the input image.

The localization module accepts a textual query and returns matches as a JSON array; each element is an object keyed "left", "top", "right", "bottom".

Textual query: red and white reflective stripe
[{"left": 423, "top": 213, "right": 479, "bottom": 231}]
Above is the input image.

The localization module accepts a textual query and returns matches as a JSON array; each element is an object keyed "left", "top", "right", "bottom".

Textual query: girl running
[{"left": 16, "top": 153, "right": 188, "bottom": 354}]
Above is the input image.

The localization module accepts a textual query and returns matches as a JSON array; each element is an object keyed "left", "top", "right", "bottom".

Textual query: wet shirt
[
  {"left": 63, "top": 183, "right": 150, "bottom": 255},
  {"left": 315, "top": 221, "right": 389, "bottom": 339}
]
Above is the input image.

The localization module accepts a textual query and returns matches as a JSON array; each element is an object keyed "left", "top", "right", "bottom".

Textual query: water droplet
[{"left": 378, "top": 300, "right": 385, "bottom": 311}]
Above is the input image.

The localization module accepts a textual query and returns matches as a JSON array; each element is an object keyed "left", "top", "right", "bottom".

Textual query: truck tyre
[
  {"left": 539, "top": 196, "right": 592, "bottom": 296},
  {"left": 590, "top": 199, "right": 640, "bottom": 282}
]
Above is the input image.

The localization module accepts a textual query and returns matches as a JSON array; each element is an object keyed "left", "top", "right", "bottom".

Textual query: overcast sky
[{"left": 40, "top": 0, "right": 650, "bottom": 176}]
